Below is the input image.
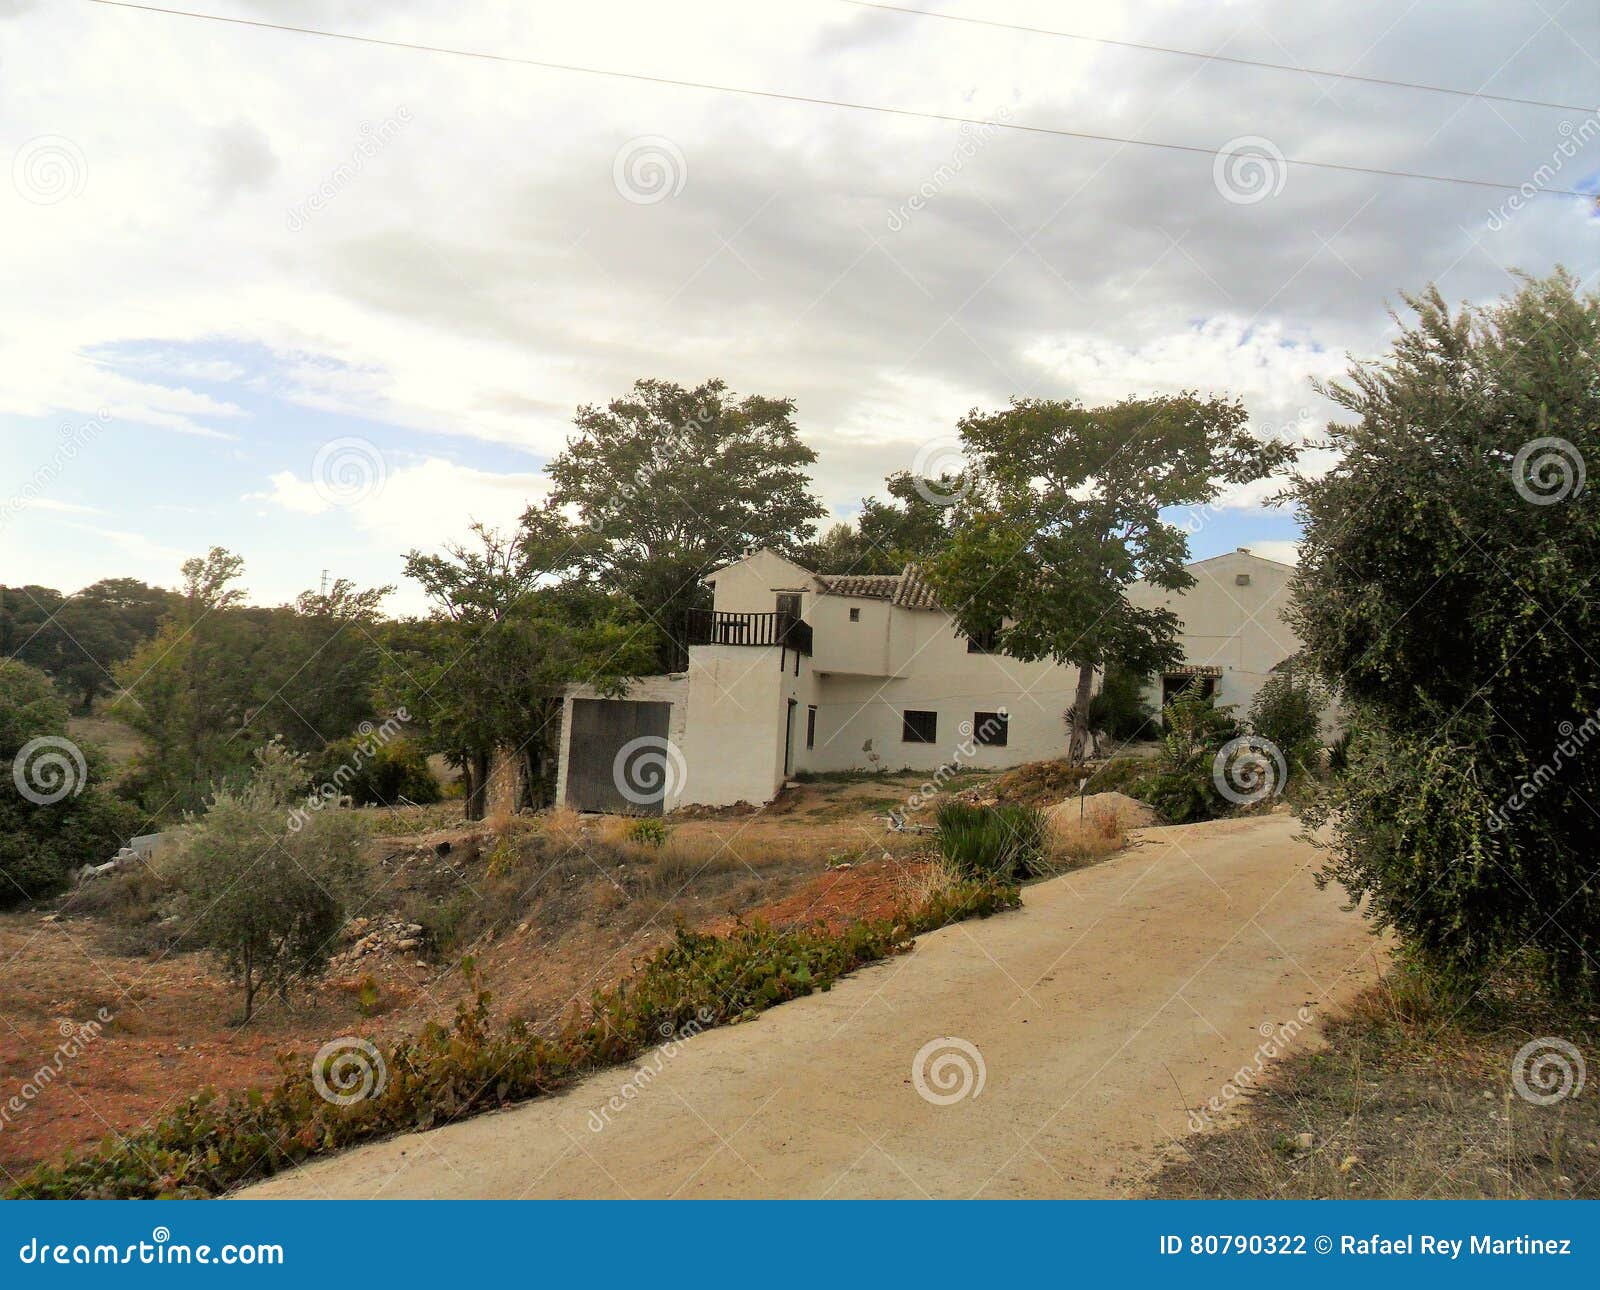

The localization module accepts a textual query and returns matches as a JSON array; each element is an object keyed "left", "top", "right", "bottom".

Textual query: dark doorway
[
  {"left": 566, "top": 698, "right": 673, "bottom": 815},
  {"left": 784, "top": 699, "right": 797, "bottom": 777}
]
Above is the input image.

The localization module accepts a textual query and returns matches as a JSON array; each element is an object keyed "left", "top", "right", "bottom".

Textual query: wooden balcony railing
[{"left": 683, "top": 609, "right": 812, "bottom": 654}]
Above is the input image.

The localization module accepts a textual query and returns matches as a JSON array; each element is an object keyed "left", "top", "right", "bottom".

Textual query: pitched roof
[{"left": 815, "top": 563, "right": 942, "bottom": 611}]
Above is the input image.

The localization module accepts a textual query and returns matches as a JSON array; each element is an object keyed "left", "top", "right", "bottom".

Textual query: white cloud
[{"left": 251, "top": 456, "right": 551, "bottom": 550}]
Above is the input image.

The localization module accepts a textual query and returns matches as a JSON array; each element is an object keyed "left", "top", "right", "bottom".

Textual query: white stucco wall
[
  {"left": 676, "top": 644, "right": 817, "bottom": 807},
  {"left": 705, "top": 549, "right": 819, "bottom": 616},
  {"left": 1126, "top": 549, "right": 1301, "bottom": 715},
  {"left": 802, "top": 607, "right": 1084, "bottom": 774}
]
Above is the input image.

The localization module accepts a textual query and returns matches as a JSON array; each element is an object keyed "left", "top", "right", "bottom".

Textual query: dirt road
[{"left": 242, "top": 813, "right": 1380, "bottom": 1199}]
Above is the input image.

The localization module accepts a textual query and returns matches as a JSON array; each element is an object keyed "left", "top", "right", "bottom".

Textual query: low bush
[
  {"left": 626, "top": 817, "right": 667, "bottom": 848},
  {"left": 9, "top": 878, "right": 1019, "bottom": 1199},
  {"left": 306, "top": 736, "right": 441, "bottom": 808},
  {"left": 936, "top": 801, "right": 1048, "bottom": 881}
]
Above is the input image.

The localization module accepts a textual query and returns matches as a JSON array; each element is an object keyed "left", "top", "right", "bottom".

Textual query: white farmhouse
[
  {"left": 553, "top": 545, "right": 1303, "bottom": 814},
  {"left": 1125, "top": 547, "right": 1302, "bottom": 717}
]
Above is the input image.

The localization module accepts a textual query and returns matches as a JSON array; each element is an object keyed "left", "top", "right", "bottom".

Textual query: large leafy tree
[
  {"left": 925, "top": 394, "right": 1294, "bottom": 760},
  {"left": 547, "top": 378, "right": 825, "bottom": 668},
  {"left": 0, "top": 659, "right": 140, "bottom": 904},
  {"left": 383, "top": 513, "right": 657, "bottom": 819},
  {"left": 1294, "top": 270, "right": 1600, "bottom": 1000},
  {"left": 800, "top": 472, "right": 958, "bottom": 574},
  {"left": 115, "top": 548, "right": 253, "bottom": 815},
  {"left": 1, "top": 579, "right": 175, "bottom": 711}
]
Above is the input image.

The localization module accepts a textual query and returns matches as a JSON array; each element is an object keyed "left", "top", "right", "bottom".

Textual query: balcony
[{"left": 684, "top": 609, "right": 813, "bottom": 655}]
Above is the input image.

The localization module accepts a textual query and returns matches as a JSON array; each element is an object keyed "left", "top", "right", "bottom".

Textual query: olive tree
[
  {"left": 1293, "top": 269, "right": 1600, "bottom": 1000},
  {"left": 173, "top": 742, "right": 369, "bottom": 1022}
]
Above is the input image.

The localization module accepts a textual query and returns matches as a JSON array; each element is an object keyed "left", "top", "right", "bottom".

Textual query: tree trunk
[
  {"left": 464, "top": 748, "right": 490, "bottom": 821},
  {"left": 241, "top": 945, "right": 256, "bottom": 1024},
  {"left": 1067, "top": 663, "right": 1096, "bottom": 762}
]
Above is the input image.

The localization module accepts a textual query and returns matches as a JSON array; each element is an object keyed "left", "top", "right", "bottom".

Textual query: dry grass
[
  {"left": 1047, "top": 803, "right": 1128, "bottom": 868},
  {"left": 1151, "top": 965, "right": 1600, "bottom": 1199}
]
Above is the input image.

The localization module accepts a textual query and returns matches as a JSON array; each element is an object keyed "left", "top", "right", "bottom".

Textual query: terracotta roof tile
[{"left": 816, "top": 564, "right": 943, "bottom": 610}]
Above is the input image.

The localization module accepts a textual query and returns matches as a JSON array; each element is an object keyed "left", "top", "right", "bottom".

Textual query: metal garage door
[{"left": 565, "top": 698, "right": 674, "bottom": 816}]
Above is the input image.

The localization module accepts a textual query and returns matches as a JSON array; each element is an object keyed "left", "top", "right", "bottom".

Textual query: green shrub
[
  {"left": 175, "top": 741, "right": 371, "bottom": 1021},
  {"left": 0, "top": 660, "right": 143, "bottom": 905},
  {"left": 9, "top": 878, "right": 1018, "bottom": 1199},
  {"left": 627, "top": 817, "right": 668, "bottom": 848},
  {"left": 1066, "top": 664, "right": 1157, "bottom": 746},
  {"left": 1293, "top": 272, "right": 1600, "bottom": 1000},
  {"left": 306, "top": 735, "right": 440, "bottom": 808},
  {"left": 936, "top": 801, "right": 1048, "bottom": 881},
  {"left": 1138, "top": 689, "right": 1245, "bottom": 823},
  {"left": 1249, "top": 668, "right": 1327, "bottom": 771},
  {"left": 1081, "top": 756, "right": 1150, "bottom": 796}
]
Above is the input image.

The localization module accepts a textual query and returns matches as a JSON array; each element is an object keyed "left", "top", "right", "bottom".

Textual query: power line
[
  {"left": 81, "top": 0, "right": 1596, "bottom": 199},
  {"left": 841, "top": 0, "right": 1599, "bottom": 116}
]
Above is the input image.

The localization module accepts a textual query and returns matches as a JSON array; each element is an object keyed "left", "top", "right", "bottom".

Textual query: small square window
[
  {"left": 849, "top": 607, "right": 861, "bottom": 622},
  {"left": 973, "top": 711, "right": 1008, "bottom": 747},
  {"left": 966, "top": 623, "right": 999, "bottom": 653},
  {"left": 1235, "top": 573, "right": 1251, "bottom": 586},
  {"left": 902, "top": 710, "right": 938, "bottom": 743}
]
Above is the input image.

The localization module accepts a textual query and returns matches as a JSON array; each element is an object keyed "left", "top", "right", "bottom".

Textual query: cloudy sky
[{"left": 2, "top": 0, "right": 1597, "bottom": 613}]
